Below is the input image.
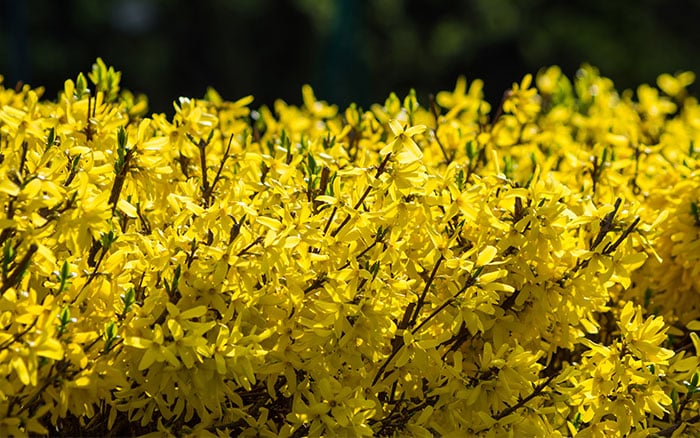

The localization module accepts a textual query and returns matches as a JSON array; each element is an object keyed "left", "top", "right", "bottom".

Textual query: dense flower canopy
[{"left": 0, "top": 59, "right": 698, "bottom": 437}]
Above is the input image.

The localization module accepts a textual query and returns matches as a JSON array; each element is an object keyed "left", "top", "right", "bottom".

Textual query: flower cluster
[{"left": 0, "top": 59, "right": 698, "bottom": 437}]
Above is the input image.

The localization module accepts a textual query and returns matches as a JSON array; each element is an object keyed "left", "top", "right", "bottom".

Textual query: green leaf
[
  {"left": 89, "top": 58, "right": 121, "bottom": 102},
  {"left": 466, "top": 140, "right": 476, "bottom": 160},
  {"left": 671, "top": 388, "right": 678, "bottom": 414},
  {"left": 105, "top": 321, "right": 117, "bottom": 339},
  {"left": 57, "top": 306, "right": 72, "bottom": 336},
  {"left": 404, "top": 88, "right": 418, "bottom": 123},
  {"left": 503, "top": 156, "right": 514, "bottom": 179},
  {"left": 323, "top": 132, "right": 335, "bottom": 149},
  {"left": 71, "top": 154, "right": 81, "bottom": 172},
  {"left": 120, "top": 288, "right": 136, "bottom": 315},
  {"left": 644, "top": 287, "right": 653, "bottom": 308},
  {"left": 166, "top": 265, "right": 182, "bottom": 295},
  {"left": 58, "top": 260, "right": 72, "bottom": 293},
  {"left": 325, "top": 172, "right": 337, "bottom": 196},
  {"left": 573, "top": 412, "right": 582, "bottom": 429},
  {"left": 370, "top": 261, "right": 380, "bottom": 280},
  {"left": 2, "top": 240, "right": 15, "bottom": 277},
  {"left": 455, "top": 169, "right": 466, "bottom": 190},
  {"left": 103, "top": 321, "right": 120, "bottom": 353},
  {"left": 75, "top": 72, "right": 88, "bottom": 99},
  {"left": 59, "top": 306, "right": 70, "bottom": 325},
  {"left": 307, "top": 152, "right": 318, "bottom": 175},
  {"left": 100, "top": 229, "right": 117, "bottom": 250},
  {"left": 117, "top": 126, "right": 127, "bottom": 150},
  {"left": 114, "top": 127, "right": 129, "bottom": 175},
  {"left": 46, "top": 127, "right": 55, "bottom": 150},
  {"left": 600, "top": 147, "right": 608, "bottom": 169}
]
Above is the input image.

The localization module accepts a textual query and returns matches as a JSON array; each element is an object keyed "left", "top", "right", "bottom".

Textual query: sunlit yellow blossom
[
  {"left": 0, "top": 59, "right": 699, "bottom": 438},
  {"left": 380, "top": 119, "right": 427, "bottom": 164}
]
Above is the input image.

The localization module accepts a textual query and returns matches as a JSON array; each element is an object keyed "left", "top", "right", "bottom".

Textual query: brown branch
[
  {"left": 330, "top": 153, "right": 391, "bottom": 238},
  {"left": 655, "top": 415, "right": 700, "bottom": 437},
  {"left": 428, "top": 94, "right": 451, "bottom": 163},
  {"left": 108, "top": 147, "right": 136, "bottom": 214},
  {"left": 602, "top": 216, "right": 640, "bottom": 255},
  {"left": 202, "top": 134, "right": 234, "bottom": 207},
  {"left": 373, "top": 268, "right": 480, "bottom": 386},
  {"left": 590, "top": 198, "right": 621, "bottom": 251},
  {"left": 493, "top": 374, "right": 555, "bottom": 421},
  {"left": 237, "top": 236, "right": 263, "bottom": 257},
  {"left": 0, "top": 316, "right": 38, "bottom": 351},
  {"left": 0, "top": 243, "right": 37, "bottom": 294},
  {"left": 490, "top": 90, "right": 512, "bottom": 127},
  {"left": 409, "top": 255, "right": 444, "bottom": 326}
]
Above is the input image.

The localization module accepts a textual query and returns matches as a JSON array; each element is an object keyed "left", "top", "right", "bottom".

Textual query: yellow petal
[
  {"left": 476, "top": 245, "right": 498, "bottom": 266},
  {"left": 686, "top": 320, "right": 700, "bottom": 331},
  {"left": 284, "top": 235, "right": 301, "bottom": 248},
  {"left": 479, "top": 269, "right": 507, "bottom": 284},
  {"left": 215, "top": 354, "right": 227, "bottom": 375},
  {"left": 619, "top": 301, "right": 636, "bottom": 329},
  {"left": 580, "top": 318, "right": 599, "bottom": 334},
  {"left": 0, "top": 179, "right": 20, "bottom": 196},
  {"left": 388, "top": 119, "right": 403, "bottom": 136},
  {"left": 160, "top": 346, "right": 181, "bottom": 368},
  {"left": 35, "top": 338, "right": 64, "bottom": 360},
  {"left": 691, "top": 332, "right": 700, "bottom": 355},
  {"left": 179, "top": 305, "right": 207, "bottom": 320},
  {"left": 380, "top": 140, "right": 395, "bottom": 157},
  {"left": 124, "top": 337, "right": 154, "bottom": 349},
  {"left": 142, "top": 136, "right": 168, "bottom": 152},
  {"left": 117, "top": 199, "right": 138, "bottom": 218},
  {"left": 11, "top": 356, "right": 31, "bottom": 385},
  {"left": 167, "top": 319, "right": 184, "bottom": 340},
  {"left": 396, "top": 139, "right": 423, "bottom": 164},
  {"left": 256, "top": 216, "right": 282, "bottom": 231},
  {"left": 74, "top": 376, "right": 91, "bottom": 387},
  {"left": 482, "top": 282, "right": 514, "bottom": 293},
  {"left": 138, "top": 349, "right": 157, "bottom": 370},
  {"left": 619, "top": 252, "right": 647, "bottom": 270},
  {"left": 404, "top": 124, "right": 427, "bottom": 137},
  {"left": 315, "top": 195, "right": 337, "bottom": 205}
]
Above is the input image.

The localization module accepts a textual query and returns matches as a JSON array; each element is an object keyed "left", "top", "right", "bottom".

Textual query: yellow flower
[
  {"left": 380, "top": 119, "right": 426, "bottom": 164},
  {"left": 3, "top": 58, "right": 700, "bottom": 437},
  {"left": 124, "top": 324, "right": 181, "bottom": 370},
  {"left": 657, "top": 71, "right": 695, "bottom": 98},
  {"left": 502, "top": 73, "right": 541, "bottom": 123}
]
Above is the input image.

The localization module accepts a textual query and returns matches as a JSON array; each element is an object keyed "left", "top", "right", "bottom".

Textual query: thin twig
[
  {"left": 409, "top": 255, "right": 444, "bottom": 326},
  {"left": 428, "top": 94, "right": 451, "bottom": 163},
  {"left": 0, "top": 244, "right": 37, "bottom": 294},
  {"left": 494, "top": 374, "right": 556, "bottom": 420},
  {"left": 330, "top": 153, "right": 392, "bottom": 238}
]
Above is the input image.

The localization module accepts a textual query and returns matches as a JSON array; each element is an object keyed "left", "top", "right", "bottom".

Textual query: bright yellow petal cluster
[{"left": 0, "top": 59, "right": 698, "bottom": 436}]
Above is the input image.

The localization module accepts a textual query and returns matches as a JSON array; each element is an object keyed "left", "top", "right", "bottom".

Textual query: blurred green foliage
[{"left": 1, "top": 0, "right": 699, "bottom": 113}]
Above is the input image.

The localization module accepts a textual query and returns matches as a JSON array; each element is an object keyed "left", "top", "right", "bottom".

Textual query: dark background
[{"left": 2, "top": 0, "right": 699, "bottom": 115}]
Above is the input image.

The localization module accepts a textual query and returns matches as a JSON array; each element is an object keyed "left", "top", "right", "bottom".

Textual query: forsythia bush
[{"left": 0, "top": 59, "right": 698, "bottom": 437}]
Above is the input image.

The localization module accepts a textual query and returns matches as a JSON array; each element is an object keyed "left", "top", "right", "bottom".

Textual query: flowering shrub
[{"left": 0, "top": 59, "right": 698, "bottom": 437}]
